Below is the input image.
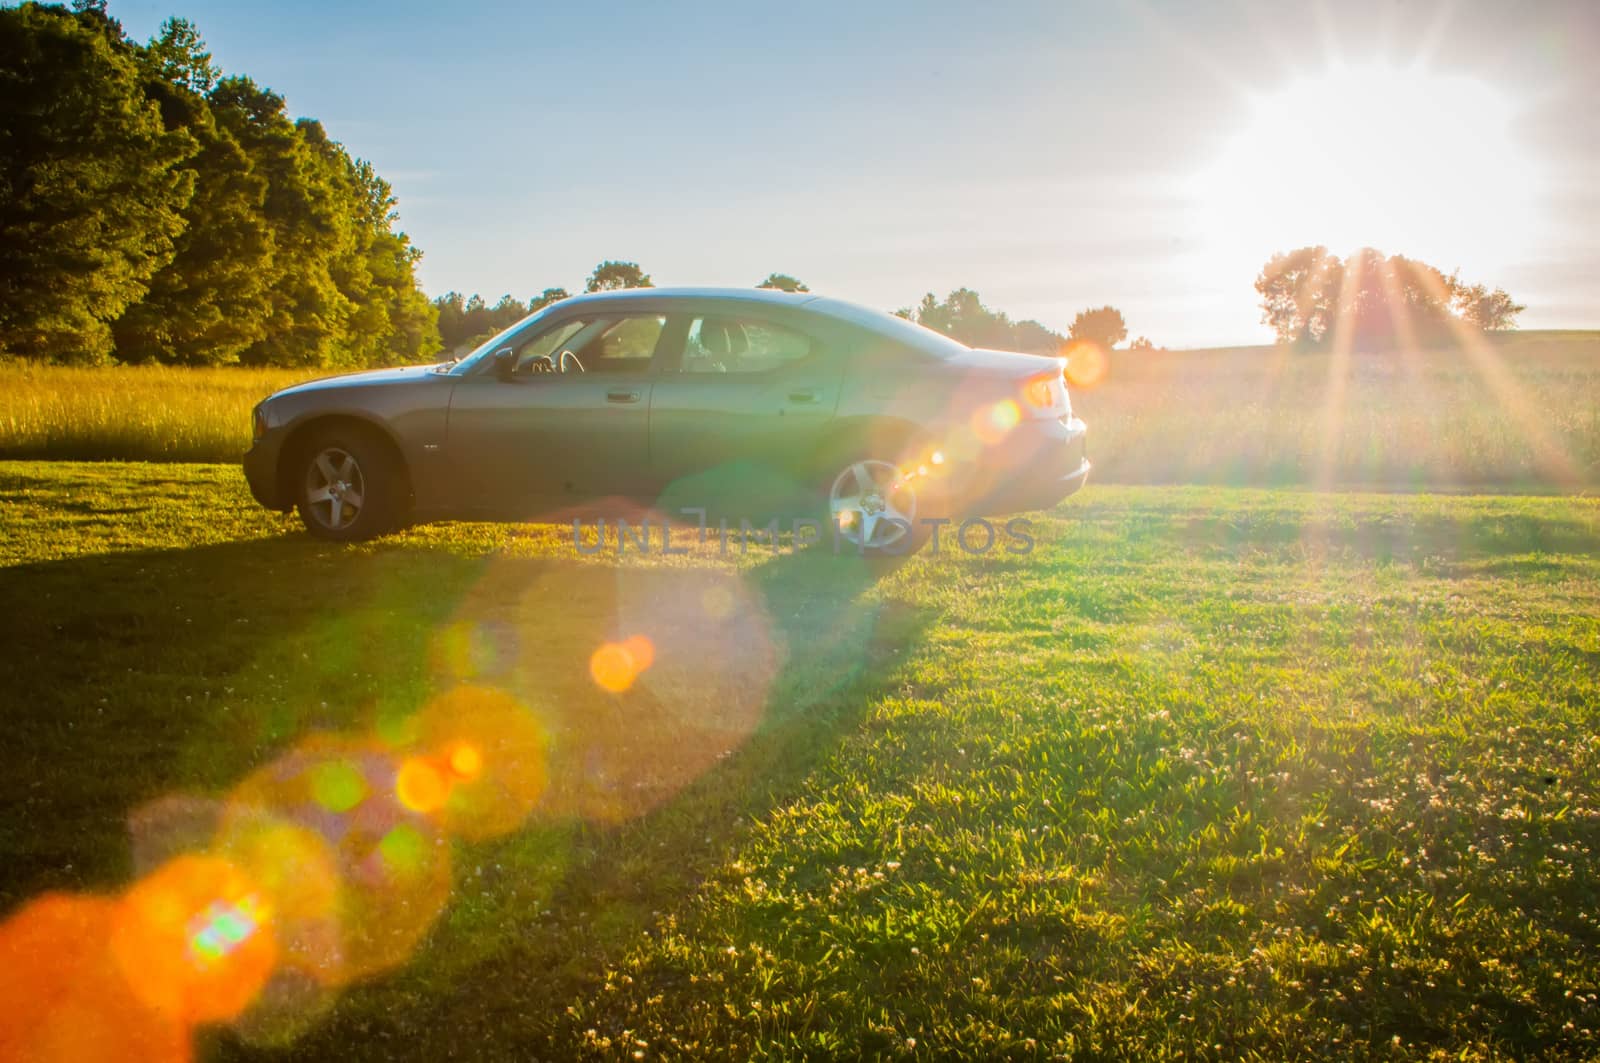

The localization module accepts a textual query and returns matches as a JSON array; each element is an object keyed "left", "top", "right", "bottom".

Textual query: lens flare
[
  {"left": 110, "top": 855, "right": 278, "bottom": 1024},
  {"left": 0, "top": 893, "right": 190, "bottom": 1063},
  {"left": 621, "top": 633, "right": 656, "bottom": 671},
  {"left": 207, "top": 810, "right": 343, "bottom": 1043},
  {"left": 447, "top": 742, "right": 483, "bottom": 781},
  {"left": 395, "top": 756, "right": 450, "bottom": 814},
  {"left": 1063, "top": 340, "right": 1108, "bottom": 388},
  {"left": 225, "top": 739, "right": 453, "bottom": 985},
  {"left": 590, "top": 640, "right": 646, "bottom": 693},
  {"left": 406, "top": 685, "right": 549, "bottom": 841},
  {"left": 309, "top": 758, "right": 367, "bottom": 813},
  {"left": 972, "top": 399, "right": 1022, "bottom": 445}
]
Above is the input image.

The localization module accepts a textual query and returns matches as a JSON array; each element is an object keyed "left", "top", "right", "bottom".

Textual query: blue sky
[{"left": 110, "top": 0, "right": 1599, "bottom": 346}]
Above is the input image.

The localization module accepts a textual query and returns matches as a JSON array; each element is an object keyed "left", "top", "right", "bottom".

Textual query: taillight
[
  {"left": 252, "top": 405, "right": 267, "bottom": 442},
  {"left": 1021, "top": 370, "right": 1061, "bottom": 413}
]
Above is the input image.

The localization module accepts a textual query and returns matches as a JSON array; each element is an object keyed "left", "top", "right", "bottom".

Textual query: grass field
[
  {"left": 0, "top": 363, "right": 315, "bottom": 463},
  {"left": 3, "top": 462, "right": 1598, "bottom": 1059},
  {"left": 2, "top": 329, "right": 1597, "bottom": 489}
]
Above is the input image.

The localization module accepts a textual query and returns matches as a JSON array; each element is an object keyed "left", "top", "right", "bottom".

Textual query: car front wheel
[{"left": 295, "top": 427, "right": 402, "bottom": 542}]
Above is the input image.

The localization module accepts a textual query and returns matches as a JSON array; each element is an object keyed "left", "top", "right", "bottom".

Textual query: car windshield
[
  {"left": 447, "top": 305, "right": 560, "bottom": 374},
  {"left": 807, "top": 297, "right": 971, "bottom": 358}
]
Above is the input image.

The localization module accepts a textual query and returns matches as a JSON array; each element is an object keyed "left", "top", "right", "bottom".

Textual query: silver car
[{"left": 244, "top": 288, "right": 1089, "bottom": 555}]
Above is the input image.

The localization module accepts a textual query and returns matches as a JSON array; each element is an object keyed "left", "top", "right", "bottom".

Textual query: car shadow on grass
[{"left": 0, "top": 530, "right": 936, "bottom": 1060}]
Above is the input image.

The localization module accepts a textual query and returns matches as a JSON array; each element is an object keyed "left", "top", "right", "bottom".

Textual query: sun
[{"left": 1191, "top": 64, "right": 1543, "bottom": 286}]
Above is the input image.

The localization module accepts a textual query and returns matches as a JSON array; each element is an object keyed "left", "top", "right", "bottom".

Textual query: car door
[
  {"left": 646, "top": 305, "right": 843, "bottom": 511},
  {"left": 444, "top": 312, "right": 667, "bottom": 516}
]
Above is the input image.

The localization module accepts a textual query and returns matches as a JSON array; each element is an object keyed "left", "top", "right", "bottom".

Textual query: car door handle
[
  {"left": 607, "top": 389, "right": 641, "bottom": 404},
  {"left": 787, "top": 389, "right": 819, "bottom": 404}
]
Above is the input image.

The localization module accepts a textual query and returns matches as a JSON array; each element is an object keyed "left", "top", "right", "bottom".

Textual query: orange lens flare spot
[
  {"left": 447, "top": 742, "right": 482, "bottom": 781},
  {"left": 971, "top": 400, "right": 1021, "bottom": 445},
  {"left": 621, "top": 634, "right": 656, "bottom": 671},
  {"left": 110, "top": 855, "right": 278, "bottom": 1025},
  {"left": 0, "top": 893, "right": 191, "bottom": 1061},
  {"left": 931, "top": 450, "right": 945, "bottom": 465},
  {"left": 590, "top": 636, "right": 654, "bottom": 694},
  {"left": 1063, "top": 341, "right": 1108, "bottom": 388},
  {"left": 395, "top": 756, "right": 451, "bottom": 814},
  {"left": 406, "top": 686, "right": 548, "bottom": 841}
]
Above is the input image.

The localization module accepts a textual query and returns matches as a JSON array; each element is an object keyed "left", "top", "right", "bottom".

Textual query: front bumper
[
  {"left": 243, "top": 432, "right": 288, "bottom": 511},
  {"left": 966, "top": 415, "right": 1090, "bottom": 515}
]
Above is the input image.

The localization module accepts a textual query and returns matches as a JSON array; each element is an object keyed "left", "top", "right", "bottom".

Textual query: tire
[
  {"left": 816, "top": 440, "right": 948, "bottom": 559},
  {"left": 293, "top": 425, "right": 404, "bottom": 542}
]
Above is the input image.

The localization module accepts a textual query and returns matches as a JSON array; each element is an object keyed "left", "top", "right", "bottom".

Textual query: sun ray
[{"left": 1411, "top": 269, "right": 1586, "bottom": 487}]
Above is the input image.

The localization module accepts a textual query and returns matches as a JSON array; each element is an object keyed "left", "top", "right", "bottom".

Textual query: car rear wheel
[
  {"left": 295, "top": 427, "right": 402, "bottom": 542},
  {"left": 821, "top": 447, "right": 947, "bottom": 558}
]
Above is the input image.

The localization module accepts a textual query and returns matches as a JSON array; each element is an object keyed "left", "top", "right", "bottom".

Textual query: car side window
[
  {"left": 514, "top": 318, "right": 588, "bottom": 372},
  {"left": 578, "top": 315, "right": 667, "bottom": 372},
  {"left": 681, "top": 316, "right": 815, "bottom": 373}
]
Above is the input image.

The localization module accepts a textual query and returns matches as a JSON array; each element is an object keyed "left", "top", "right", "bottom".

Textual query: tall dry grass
[
  {"left": 1, "top": 331, "right": 1596, "bottom": 489},
  {"left": 1074, "top": 331, "right": 1600, "bottom": 491},
  {"left": 0, "top": 363, "right": 318, "bottom": 462}
]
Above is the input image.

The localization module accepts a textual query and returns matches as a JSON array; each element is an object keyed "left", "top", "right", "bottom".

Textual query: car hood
[{"left": 270, "top": 363, "right": 450, "bottom": 400}]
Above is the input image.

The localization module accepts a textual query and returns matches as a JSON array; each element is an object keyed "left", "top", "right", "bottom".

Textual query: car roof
[{"left": 563, "top": 286, "right": 821, "bottom": 308}]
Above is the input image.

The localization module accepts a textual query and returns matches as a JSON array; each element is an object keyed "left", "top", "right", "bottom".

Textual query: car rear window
[{"left": 806, "top": 297, "right": 970, "bottom": 359}]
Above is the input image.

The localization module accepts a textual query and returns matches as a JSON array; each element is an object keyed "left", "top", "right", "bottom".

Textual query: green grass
[
  {"left": 3, "top": 329, "right": 1598, "bottom": 488},
  {"left": 2, "top": 461, "right": 1598, "bottom": 1060}
]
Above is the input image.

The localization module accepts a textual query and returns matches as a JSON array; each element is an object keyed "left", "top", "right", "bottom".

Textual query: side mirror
[{"left": 492, "top": 347, "right": 516, "bottom": 380}]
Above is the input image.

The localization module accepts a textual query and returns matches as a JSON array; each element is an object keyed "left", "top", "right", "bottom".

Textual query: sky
[{"left": 109, "top": 0, "right": 1600, "bottom": 347}]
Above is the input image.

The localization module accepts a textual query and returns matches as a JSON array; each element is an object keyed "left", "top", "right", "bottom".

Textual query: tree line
[
  {"left": 435, "top": 268, "right": 1144, "bottom": 360},
  {"left": 0, "top": 1, "right": 437, "bottom": 367},
  {"left": 1255, "top": 246, "right": 1523, "bottom": 349},
  {"left": 433, "top": 265, "right": 816, "bottom": 352}
]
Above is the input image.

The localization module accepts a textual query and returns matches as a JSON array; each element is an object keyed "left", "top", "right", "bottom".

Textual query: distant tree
[
  {"left": 900, "top": 289, "right": 1064, "bottom": 354},
  {"left": 528, "top": 287, "right": 570, "bottom": 312},
  {"left": 586, "top": 260, "right": 652, "bottom": 292},
  {"left": 1257, "top": 246, "right": 1521, "bottom": 348},
  {"left": 1255, "top": 246, "right": 1343, "bottom": 345},
  {"left": 1068, "top": 306, "right": 1128, "bottom": 352},
  {"left": 757, "top": 273, "right": 809, "bottom": 292},
  {"left": 0, "top": 3, "right": 197, "bottom": 362},
  {"left": 1129, "top": 336, "right": 1156, "bottom": 351},
  {"left": 1009, "top": 319, "right": 1063, "bottom": 356},
  {"left": 1452, "top": 282, "right": 1525, "bottom": 331}
]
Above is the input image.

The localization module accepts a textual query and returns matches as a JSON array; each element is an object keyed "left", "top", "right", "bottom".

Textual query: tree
[
  {"left": 586, "top": 260, "right": 652, "bottom": 292},
  {"left": 1068, "top": 306, "right": 1128, "bottom": 352},
  {"left": 899, "top": 288, "right": 1065, "bottom": 354},
  {"left": 528, "top": 287, "right": 569, "bottom": 313},
  {"left": 1129, "top": 336, "right": 1156, "bottom": 351},
  {"left": 142, "top": 16, "right": 214, "bottom": 93},
  {"left": 1453, "top": 283, "right": 1524, "bottom": 331},
  {"left": 1257, "top": 246, "right": 1522, "bottom": 348},
  {"left": 0, "top": 3, "right": 197, "bottom": 361},
  {"left": 1255, "top": 246, "right": 1343, "bottom": 345},
  {"left": 112, "top": 20, "right": 273, "bottom": 365},
  {"left": 757, "top": 273, "right": 808, "bottom": 292}
]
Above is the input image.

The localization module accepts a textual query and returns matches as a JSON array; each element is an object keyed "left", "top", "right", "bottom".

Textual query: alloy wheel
[
  {"left": 304, "top": 447, "right": 365, "bottom": 531},
  {"left": 829, "top": 460, "right": 916, "bottom": 550}
]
